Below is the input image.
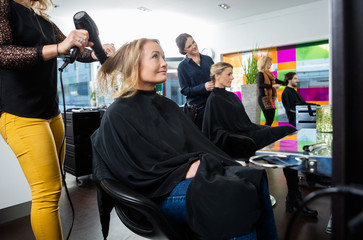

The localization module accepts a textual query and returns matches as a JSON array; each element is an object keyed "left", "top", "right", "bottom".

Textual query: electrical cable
[
  {"left": 58, "top": 66, "right": 75, "bottom": 240},
  {"left": 285, "top": 185, "right": 363, "bottom": 240},
  {"left": 56, "top": 12, "right": 107, "bottom": 239}
]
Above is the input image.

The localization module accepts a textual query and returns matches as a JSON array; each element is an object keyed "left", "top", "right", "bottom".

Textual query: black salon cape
[
  {"left": 91, "top": 90, "right": 265, "bottom": 239},
  {"left": 202, "top": 88, "right": 296, "bottom": 151},
  {"left": 281, "top": 87, "right": 308, "bottom": 126}
]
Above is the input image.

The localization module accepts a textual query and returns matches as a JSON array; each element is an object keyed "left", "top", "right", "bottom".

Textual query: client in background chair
[
  {"left": 91, "top": 38, "right": 278, "bottom": 239},
  {"left": 282, "top": 72, "right": 318, "bottom": 127},
  {"left": 202, "top": 62, "right": 318, "bottom": 217}
]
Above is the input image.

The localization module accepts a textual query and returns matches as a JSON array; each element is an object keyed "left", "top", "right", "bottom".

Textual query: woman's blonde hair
[
  {"left": 210, "top": 62, "right": 233, "bottom": 82},
  {"left": 257, "top": 55, "right": 272, "bottom": 72},
  {"left": 97, "top": 38, "right": 160, "bottom": 99},
  {"left": 28, "top": 0, "right": 54, "bottom": 20}
]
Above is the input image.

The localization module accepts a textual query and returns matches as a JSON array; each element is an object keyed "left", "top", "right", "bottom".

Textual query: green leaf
[
  {"left": 242, "top": 48, "right": 258, "bottom": 84},
  {"left": 90, "top": 91, "right": 97, "bottom": 101}
]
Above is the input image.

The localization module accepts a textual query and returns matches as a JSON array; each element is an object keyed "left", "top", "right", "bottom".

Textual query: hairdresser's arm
[
  {"left": 0, "top": 2, "right": 39, "bottom": 69},
  {"left": 275, "top": 79, "right": 284, "bottom": 85},
  {"left": 178, "top": 66, "right": 208, "bottom": 97},
  {"left": 52, "top": 23, "right": 95, "bottom": 62},
  {"left": 53, "top": 23, "right": 115, "bottom": 62}
]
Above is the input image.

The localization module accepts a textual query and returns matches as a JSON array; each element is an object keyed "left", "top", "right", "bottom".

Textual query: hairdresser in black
[
  {"left": 0, "top": 1, "right": 115, "bottom": 239},
  {"left": 256, "top": 55, "right": 284, "bottom": 126},
  {"left": 203, "top": 62, "right": 318, "bottom": 218},
  {"left": 176, "top": 33, "right": 214, "bottom": 129}
]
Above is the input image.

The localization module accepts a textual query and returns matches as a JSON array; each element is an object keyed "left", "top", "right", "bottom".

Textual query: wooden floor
[{"left": 0, "top": 168, "right": 332, "bottom": 240}]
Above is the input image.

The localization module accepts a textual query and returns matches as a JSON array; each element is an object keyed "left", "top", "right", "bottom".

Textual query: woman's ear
[{"left": 214, "top": 73, "right": 221, "bottom": 82}]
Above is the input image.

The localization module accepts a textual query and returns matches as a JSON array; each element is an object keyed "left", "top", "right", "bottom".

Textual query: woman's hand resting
[{"left": 185, "top": 160, "right": 200, "bottom": 179}]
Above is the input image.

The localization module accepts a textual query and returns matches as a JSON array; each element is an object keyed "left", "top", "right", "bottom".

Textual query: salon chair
[
  {"left": 94, "top": 134, "right": 255, "bottom": 240},
  {"left": 98, "top": 178, "right": 198, "bottom": 240},
  {"left": 221, "top": 134, "right": 257, "bottom": 160}
]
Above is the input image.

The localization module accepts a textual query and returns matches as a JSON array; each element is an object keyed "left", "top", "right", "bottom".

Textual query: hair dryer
[
  {"left": 59, "top": 11, "right": 107, "bottom": 71},
  {"left": 73, "top": 11, "right": 108, "bottom": 64}
]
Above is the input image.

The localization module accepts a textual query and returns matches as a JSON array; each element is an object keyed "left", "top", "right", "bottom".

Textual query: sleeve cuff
[{"left": 36, "top": 45, "right": 44, "bottom": 61}]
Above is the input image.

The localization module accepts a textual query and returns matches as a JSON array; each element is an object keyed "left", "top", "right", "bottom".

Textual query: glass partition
[{"left": 57, "top": 57, "right": 186, "bottom": 110}]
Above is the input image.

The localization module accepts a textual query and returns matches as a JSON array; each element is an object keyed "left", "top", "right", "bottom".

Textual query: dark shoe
[{"left": 286, "top": 191, "right": 318, "bottom": 218}]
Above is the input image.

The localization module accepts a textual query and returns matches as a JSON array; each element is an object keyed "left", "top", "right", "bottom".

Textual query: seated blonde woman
[{"left": 202, "top": 62, "right": 318, "bottom": 217}]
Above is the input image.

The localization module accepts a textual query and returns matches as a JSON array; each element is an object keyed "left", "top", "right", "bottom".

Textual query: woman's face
[
  {"left": 138, "top": 41, "right": 168, "bottom": 90},
  {"left": 267, "top": 60, "right": 272, "bottom": 71},
  {"left": 184, "top": 37, "right": 199, "bottom": 56},
  {"left": 215, "top": 67, "right": 234, "bottom": 88}
]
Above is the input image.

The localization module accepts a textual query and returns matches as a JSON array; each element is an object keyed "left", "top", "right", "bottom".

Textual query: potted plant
[
  {"left": 241, "top": 48, "right": 261, "bottom": 124},
  {"left": 90, "top": 80, "right": 98, "bottom": 107},
  {"left": 242, "top": 49, "right": 258, "bottom": 84}
]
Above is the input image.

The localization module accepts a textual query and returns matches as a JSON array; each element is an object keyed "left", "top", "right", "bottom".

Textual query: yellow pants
[{"left": 0, "top": 112, "right": 65, "bottom": 240}]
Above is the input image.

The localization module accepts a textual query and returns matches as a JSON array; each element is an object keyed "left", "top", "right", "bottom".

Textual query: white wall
[
  {"left": 0, "top": 0, "right": 329, "bottom": 211},
  {"left": 211, "top": 0, "right": 330, "bottom": 60},
  {"left": 0, "top": 136, "right": 31, "bottom": 209},
  {"left": 50, "top": 0, "right": 329, "bottom": 103},
  {"left": 51, "top": 9, "right": 215, "bottom": 58},
  {"left": 51, "top": 0, "right": 329, "bottom": 60}
]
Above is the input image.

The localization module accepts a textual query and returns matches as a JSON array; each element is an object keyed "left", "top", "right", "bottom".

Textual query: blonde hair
[
  {"left": 210, "top": 62, "right": 233, "bottom": 82},
  {"left": 257, "top": 55, "right": 272, "bottom": 72},
  {"left": 27, "top": 0, "right": 54, "bottom": 20},
  {"left": 97, "top": 38, "right": 160, "bottom": 99}
]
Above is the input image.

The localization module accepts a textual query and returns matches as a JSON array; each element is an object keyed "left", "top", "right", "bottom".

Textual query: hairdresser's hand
[
  {"left": 205, "top": 81, "right": 215, "bottom": 91},
  {"left": 103, "top": 43, "right": 116, "bottom": 56},
  {"left": 57, "top": 30, "right": 93, "bottom": 55},
  {"left": 185, "top": 160, "right": 200, "bottom": 179},
  {"left": 272, "top": 84, "right": 281, "bottom": 89},
  {"left": 91, "top": 43, "right": 116, "bottom": 60}
]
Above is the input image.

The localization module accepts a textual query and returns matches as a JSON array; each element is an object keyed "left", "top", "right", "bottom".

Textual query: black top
[
  {"left": 282, "top": 86, "right": 308, "bottom": 126},
  {"left": 0, "top": 0, "right": 95, "bottom": 119},
  {"left": 177, "top": 53, "right": 214, "bottom": 106},
  {"left": 91, "top": 90, "right": 265, "bottom": 239},
  {"left": 256, "top": 72, "right": 284, "bottom": 110},
  {"left": 202, "top": 87, "right": 296, "bottom": 150}
]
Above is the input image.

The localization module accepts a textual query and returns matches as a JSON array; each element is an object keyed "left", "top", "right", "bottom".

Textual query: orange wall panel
[{"left": 278, "top": 61, "right": 296, "bottom": 71}]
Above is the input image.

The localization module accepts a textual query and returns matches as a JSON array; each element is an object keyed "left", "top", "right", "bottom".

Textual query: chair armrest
[
  {"left": 223, "top": 134, "right": 257, "bottom": 159},
  {"left": 100, "top": 179, "right": 158, "bottom": 211},
  {"left": 100, "top": 179, "right": 185, "bottom": 240}
]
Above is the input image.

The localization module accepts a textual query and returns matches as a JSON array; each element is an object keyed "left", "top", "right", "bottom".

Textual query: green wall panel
[
  {"left": 296, "top": 44, "right": 329, "bottom": 61},
  {"left": 277, "top": 69, "right": 296, "bottom": 80}
]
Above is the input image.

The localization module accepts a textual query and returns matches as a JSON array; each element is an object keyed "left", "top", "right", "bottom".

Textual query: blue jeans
[{"left": 159, "top": 177, "right": 278, "bottom": 240}]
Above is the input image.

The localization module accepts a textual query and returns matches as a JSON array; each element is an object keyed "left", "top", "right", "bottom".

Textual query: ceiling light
[
  {"left": 137, "top": 6, "right": 151, "bottom": 12},
  {"left": 218, "top": 3, "right": 230, "bottom": 9}
]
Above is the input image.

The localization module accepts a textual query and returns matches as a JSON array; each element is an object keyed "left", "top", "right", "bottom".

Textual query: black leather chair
[
  {"left": 219, "top": 134, "right": 257, "bottom": 159},
  {"left": 99, "top": 178, "right": 197, "bottom": 240},
  {"left": 93, "top": 133, "right": 254, "bottom": 240}
]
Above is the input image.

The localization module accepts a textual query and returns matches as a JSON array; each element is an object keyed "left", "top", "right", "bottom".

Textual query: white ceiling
[{"left": 52, "top": 0, "right": 321, "bottom": 24}]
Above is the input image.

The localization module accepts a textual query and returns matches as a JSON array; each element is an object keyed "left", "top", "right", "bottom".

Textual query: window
[
  {"left": 57, "top": 57, "right": 186, "bottom": 110},
  {"left": 57, "top": 59, "right": 98, "bottom": 110},
  {"left": 164, "top": 57, "right": 186, "bottom": 106}
]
